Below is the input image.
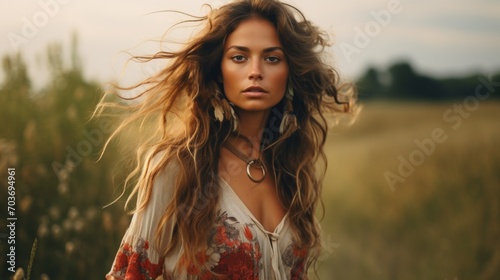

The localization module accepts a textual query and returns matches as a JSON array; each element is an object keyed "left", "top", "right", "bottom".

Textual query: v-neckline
[{"left": 219, "top": 177, "right": 288, "bottom": 234}]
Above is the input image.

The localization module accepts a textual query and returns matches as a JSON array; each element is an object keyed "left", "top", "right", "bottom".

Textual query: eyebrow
[{"left": 226, "top": 45, "right": 284, "bottom": 53}]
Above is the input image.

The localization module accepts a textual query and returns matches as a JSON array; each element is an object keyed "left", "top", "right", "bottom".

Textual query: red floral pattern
[
  {"left": 111, "top": 237, "right": 164, "bottom": 280},
  {"left": 109, "top": 210, "right": 310, "bottom": 279},
  {"left": 283, "top": 243, "right": 309, "bottom": 280},
  {"left": 180, "top": 210, "right": 262, "bottom": 279}
]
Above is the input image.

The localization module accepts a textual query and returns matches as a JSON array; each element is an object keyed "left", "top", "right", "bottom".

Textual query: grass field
[
  {"left": 2, "top": 97, "right": 499, "bottom": 279},
  {"left": 316, "top": 101, "right": 500, "bottom": 279}
]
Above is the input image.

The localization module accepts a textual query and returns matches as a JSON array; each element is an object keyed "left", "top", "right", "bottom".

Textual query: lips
[{"left": 242, "top": 86, "right": 268, "bottom": 93}]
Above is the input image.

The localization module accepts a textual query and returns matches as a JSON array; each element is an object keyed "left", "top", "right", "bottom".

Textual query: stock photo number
[{"left": 7, "top": 168, "right": 17, "bottom": 273}]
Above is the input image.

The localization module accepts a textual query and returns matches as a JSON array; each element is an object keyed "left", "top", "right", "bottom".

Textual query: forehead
[{"left": 224, "top": 17, "right": 282, "bottom": 50}]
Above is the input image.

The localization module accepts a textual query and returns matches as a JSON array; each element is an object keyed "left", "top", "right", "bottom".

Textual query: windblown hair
[{"left": 96, "top": 0, "right": 356, "bottom": 276}]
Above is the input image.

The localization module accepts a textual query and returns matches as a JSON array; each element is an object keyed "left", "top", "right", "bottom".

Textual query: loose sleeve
[{"left": 106, "top": 159, "right": 177, "bottom": 280}]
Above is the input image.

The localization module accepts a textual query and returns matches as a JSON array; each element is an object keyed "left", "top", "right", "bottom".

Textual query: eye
[
  {"left": 231, "top": 55, "right": 247, "bottom": 62},
  {"left": 265, "top": 56, "right": 281, "bottom": 63}
]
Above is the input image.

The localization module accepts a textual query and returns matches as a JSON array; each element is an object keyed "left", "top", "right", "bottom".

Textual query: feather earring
[
  {"left": 211, "top": 90, "right": 224, "bottom": 122},
  {"left": 228, "top": 102, "right": 238, "bottom": 132},
  {"left": 212, "top": 89, "right": 238, "bottom": 132}
]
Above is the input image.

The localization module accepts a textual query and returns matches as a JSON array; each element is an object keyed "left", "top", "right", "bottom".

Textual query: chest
[
  {"left": 218, "top": 155, "right": 287, "bottom": 232},
  {"left": 171, "top": 207, "right": 308, "bottom": 279}
]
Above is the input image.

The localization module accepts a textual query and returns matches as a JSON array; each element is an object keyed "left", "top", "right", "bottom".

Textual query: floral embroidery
[
  {"left": 111, "top": 237, "right": 164, "bottom": 280},
  {"left": 110, "top": 210, "right": 310, "bottom": 279},
  {"left": 181, "top": 210, "right": 263, "bottom": 279},
  {"left": 283, "top": 243, "right": 309, "bottom": 280}
]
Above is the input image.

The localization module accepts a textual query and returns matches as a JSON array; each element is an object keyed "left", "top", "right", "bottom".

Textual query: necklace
[{"left": 223, "top": 135, "right": 266, "bottom": 183}]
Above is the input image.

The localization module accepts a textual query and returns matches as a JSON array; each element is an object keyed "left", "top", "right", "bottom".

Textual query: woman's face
[{"left": 221, "top": 17, "right": 289, "bottom": 114}]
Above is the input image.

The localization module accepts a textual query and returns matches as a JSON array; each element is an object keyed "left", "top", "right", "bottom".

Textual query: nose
[{"left": 248, "top": 59, "right": 263, "bottom": 80}]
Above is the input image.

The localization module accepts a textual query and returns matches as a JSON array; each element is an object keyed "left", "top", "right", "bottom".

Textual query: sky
[{"left": 1, "top": 0, "right": 499, "bottom": 88}]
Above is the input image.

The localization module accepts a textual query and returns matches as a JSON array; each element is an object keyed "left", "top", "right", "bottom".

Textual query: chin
[{"left": 237, "top": 105, "right": 274, "bottom": 112}]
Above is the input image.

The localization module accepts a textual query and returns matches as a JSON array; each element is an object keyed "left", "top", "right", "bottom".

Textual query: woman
[{"left": 102, "top": 0, "right": 355, "bottom": 279}]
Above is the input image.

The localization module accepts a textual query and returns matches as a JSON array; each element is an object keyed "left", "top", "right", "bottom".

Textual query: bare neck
[{"left": 234, "top": 109, "right": 270, "bottom": 154}]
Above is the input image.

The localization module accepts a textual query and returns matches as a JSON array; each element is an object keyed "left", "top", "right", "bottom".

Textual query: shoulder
[
  {"left": 151, "top": 151, "right": 179, "bottom": 186},
  {"left": 133, "top": 150, "right": 181, "bottom": 215},
  {"left": 143, "top": 151, "right": 180, "bottom": 205}
]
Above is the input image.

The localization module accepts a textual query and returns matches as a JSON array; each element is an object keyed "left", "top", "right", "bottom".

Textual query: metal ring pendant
[{"left": 246, "top": 160, "right": 266, "bottom": 183}]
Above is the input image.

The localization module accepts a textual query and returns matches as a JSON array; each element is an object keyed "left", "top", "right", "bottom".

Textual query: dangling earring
[
  {"left": 212, "top": 89, "right": 239, "bottom": 132},
  {"left": 212, "top": 89, "right": 227, "bottom": 122},
  {"left": 279, "top": 83, "right": 298, "bottom": 135},
  {"left": 228, "top": 102, "right": 239, "bottom": 132}
]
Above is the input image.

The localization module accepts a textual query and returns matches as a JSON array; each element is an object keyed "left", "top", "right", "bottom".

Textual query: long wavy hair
[{"left": 96, "top": 0, "right": 356, "bottom": 276}]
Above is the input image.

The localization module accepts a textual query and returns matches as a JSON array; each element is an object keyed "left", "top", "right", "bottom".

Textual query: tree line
[{"left": 356, "top": 61, "right": 500, "bottom": 101}]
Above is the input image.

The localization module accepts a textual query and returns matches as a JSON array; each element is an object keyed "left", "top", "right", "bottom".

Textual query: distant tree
[
  {"left": 0, "top": 35, "right": 126, "bottom": 280},
  {"left": 441, "top": 72, "right": 499, "bottom": 100},
  {"left": 0, "top": 53, "right": 33, "bottom": 140},
  {"left": 386, "top": 61, "right": 416, "bottom": 99},
  {"left": 440, "top": 75, "right": 479, "bottom": 99},
  {"left": 412, "top": 75, "right": 444, "bottom": 100},
  {"left": 355, "top": 60, "right": 498, "bottom": 101},
  {"left": 357, "top": 61, "right": 444, "bottom": 100},
  {"left": 387, "top": 61, "right": 445, "bottom": 100},
  {"left": 356, "top": 67, "right": 384, "bottom": 100}
]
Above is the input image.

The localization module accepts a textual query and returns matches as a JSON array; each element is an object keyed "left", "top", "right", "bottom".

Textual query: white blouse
[{"left": 106, "top": 162, "right": 309, "bottom": 279}]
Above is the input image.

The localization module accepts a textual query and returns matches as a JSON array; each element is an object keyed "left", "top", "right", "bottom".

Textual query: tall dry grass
[{"left": 317, "top": 101, "right": 500, "bottom": 280}]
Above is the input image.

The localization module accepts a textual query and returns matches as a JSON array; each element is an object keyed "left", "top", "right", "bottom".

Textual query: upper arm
[{"left": 106, "top": 157, "right": 178, "bottom": 279}]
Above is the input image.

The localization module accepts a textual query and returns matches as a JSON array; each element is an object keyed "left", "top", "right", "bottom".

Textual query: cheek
[
  {"left": 221, "top": 63, "right": 238, "bottom": 88},
  {"left": 276, "top": 68, "right": 289, "bottom": 95},
  {"left": 221, "top": 63, "right": 229, "bottom": 83}
]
